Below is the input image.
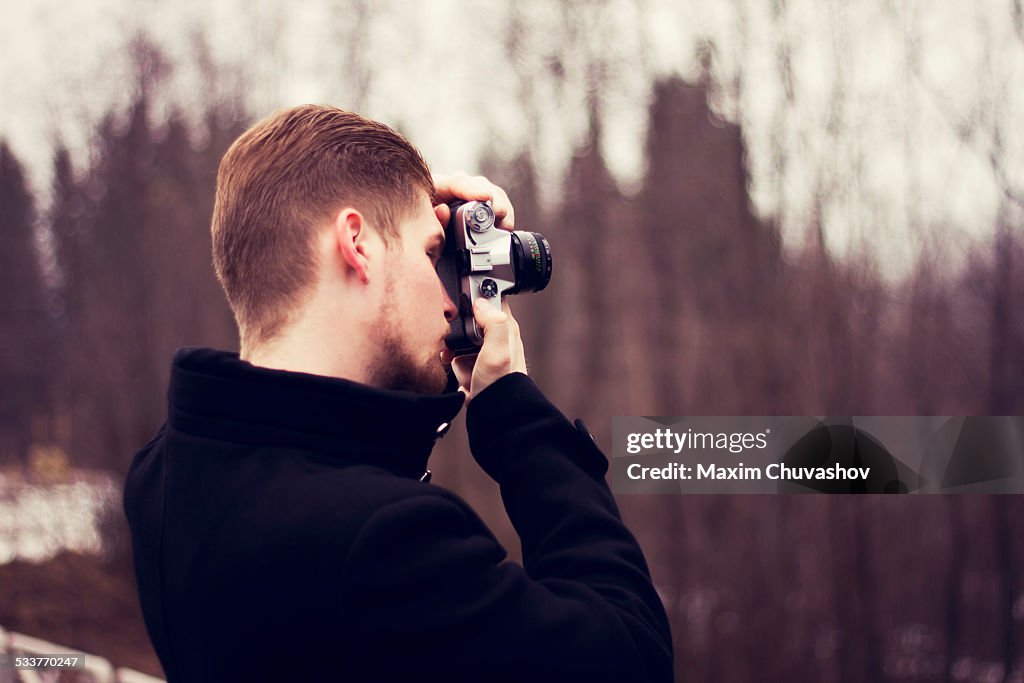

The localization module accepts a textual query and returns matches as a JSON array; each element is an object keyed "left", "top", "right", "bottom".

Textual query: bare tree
[{"left": 0, "top": 141, "right": 53, "bottom": 464}]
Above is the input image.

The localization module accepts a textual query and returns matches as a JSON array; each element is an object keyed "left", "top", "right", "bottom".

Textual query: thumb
[
  {"left": 472, "top": 297, "right": 507, "bottom": 333},
  {"left": 472, "top": 297, "right": 511, "bottom": 375}
]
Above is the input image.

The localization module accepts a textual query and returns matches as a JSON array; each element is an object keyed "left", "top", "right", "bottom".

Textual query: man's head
[{"left": 212, "top": 105, "right": 456, "bottom": 393}]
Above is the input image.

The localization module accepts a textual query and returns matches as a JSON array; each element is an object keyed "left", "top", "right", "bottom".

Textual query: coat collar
[{"left": 167, "top": 347, "right": 465, "bottom": 480}]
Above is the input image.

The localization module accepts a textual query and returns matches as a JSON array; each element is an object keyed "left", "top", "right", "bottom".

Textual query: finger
[
  {"left": 502, "top": 299, "right": 521, "bottom": 335},
  {"left": 512, "top": 340, "right": 526, "bottom": 376},
  {"left": 433, "top": 172, "right": 493, "bottom": 204},
  {"left": 433, "top": 203, "right": 451, "bottom": 228},
  {"left": 498, "top": 299, "right": 526, "bottom": 374},
  {"left": 490, "top": 185, "right": 514, "bottom": 229},
  {"left": 439, "top": 346, "right": 455, "bottom": 365}
]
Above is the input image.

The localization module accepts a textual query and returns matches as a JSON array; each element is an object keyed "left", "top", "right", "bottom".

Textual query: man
[{"left": 123, "top": 105, "right": 673, "bottom": 682}]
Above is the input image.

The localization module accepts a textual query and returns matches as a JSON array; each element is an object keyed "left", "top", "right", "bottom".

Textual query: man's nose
[{"left": 442, "top": 284, "right": 458, "bottom": 322}]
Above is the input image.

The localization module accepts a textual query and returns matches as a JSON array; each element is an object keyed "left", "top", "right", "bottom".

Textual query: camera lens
[
  {"left": 507, "top": 231, "right": 552, "bottom": 294},
  {"left": 468, "top": 203, "right": 495, "bottom": 232}
]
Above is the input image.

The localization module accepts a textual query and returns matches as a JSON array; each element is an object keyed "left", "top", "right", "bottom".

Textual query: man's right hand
[
  {"left": 451, "top": 298, "right": 527, "bottom": 402},
  {"left": 431, "top": 172, "right": 515, "bottom": 233}
]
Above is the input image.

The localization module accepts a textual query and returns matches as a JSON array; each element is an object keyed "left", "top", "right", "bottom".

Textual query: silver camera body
[{"left": 438, "top": 200, "right": 552, "bottom": 356}]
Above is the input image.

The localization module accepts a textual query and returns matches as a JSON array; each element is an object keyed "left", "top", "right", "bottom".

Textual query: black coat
[{"left": 123, "top": 348, "right": 674, "bottom": 682}]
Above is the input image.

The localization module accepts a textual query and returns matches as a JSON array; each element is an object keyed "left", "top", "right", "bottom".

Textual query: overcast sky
[{"left": 2, "top": 0, "right": 1021, "bottom": 278}]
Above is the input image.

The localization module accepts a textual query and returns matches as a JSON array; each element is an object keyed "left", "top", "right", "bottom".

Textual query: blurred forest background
[{"left": 1, "top": 0, "right": 1023, "bottom": 681}]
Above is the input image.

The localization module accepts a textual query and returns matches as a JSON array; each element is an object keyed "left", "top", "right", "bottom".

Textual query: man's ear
[{"left": 334, "top": 208, "right": 370, "bottom": 285}]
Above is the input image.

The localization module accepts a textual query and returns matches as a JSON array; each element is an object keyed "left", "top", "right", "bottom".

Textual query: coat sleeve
[{"left": 337, "top": 373, "right": 674, "bottom": 682}]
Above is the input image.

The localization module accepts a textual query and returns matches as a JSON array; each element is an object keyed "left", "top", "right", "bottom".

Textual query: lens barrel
[{"left": 508, "top": 231, "right": 552, "bottom": 294}]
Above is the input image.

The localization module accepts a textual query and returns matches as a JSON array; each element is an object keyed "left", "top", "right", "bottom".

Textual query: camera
[{"left": 437, "top": 200, "right": 552, "bottom": 356}]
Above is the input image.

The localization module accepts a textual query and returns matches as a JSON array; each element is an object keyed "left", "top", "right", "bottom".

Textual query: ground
[{"left": 0, "top": 550, "right": 163, "bottom": 678}]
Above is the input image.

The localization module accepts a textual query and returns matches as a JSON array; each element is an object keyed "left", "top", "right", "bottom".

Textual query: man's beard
[
  {"left": 366, "top": 276, "right": 449, "bottom": 394},
  {"left": 370, "top": 331, "right": 448, "bottom": 394}
]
